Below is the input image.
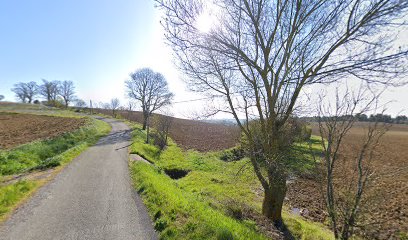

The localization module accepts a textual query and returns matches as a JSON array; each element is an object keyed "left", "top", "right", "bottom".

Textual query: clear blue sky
[{"left": 0, "top": 0, "right": 406, "bottom": 117}]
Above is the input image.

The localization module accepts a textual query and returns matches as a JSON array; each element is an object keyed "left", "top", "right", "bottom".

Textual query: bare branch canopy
[{"left": 156, "top": 0, "right": 408, "bottom": 225}]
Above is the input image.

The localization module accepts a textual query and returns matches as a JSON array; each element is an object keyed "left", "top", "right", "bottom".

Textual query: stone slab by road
[{"left": 0, "top": 118, "right": 157, "bottom": 240}]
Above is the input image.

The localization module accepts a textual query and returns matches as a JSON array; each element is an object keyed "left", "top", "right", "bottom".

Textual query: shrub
[
  {"left": 34, "top": 158, "right": 61, "bottom": 170},
  {"left": 155, "top": 218, "right": 168, "bottom": 232},
  {"left": 298, "top": 125, "right": 312, "bottom": 142},
  {"left": 220, "top": 147, "right": 245, "bottom": 162}
]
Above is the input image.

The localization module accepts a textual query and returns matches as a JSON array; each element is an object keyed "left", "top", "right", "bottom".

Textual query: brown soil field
[
  {"left": 96, "top": 109, "right": 240, "bottom": 151},
  {"left": 287, "top": 123, "right": 408, "bottom": 239},
  {"left": 0, "top": 113, "right": 86, "bottom": 149}
]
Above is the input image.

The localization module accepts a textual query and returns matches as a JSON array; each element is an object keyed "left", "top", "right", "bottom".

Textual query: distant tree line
[
  {"left": 10, "top": 79, "right": 76, "bottom": 108},
  {"left": 356, "top": 113, "right": 407, "bottom": 124},
  {"left": 302, "top": 114, "right": 408, "bottom": 125}
]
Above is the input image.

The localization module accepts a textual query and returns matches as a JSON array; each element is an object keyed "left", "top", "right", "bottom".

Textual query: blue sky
[
  {"left": 0, "top": 0, "right": 406, "bottom": 117},
  {"left": 0, "top": 0, "right": 196, "bottom": 115}
]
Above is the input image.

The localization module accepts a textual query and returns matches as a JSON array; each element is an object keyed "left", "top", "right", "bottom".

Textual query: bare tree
[
  {"left": 110, "top": 98, "right": 120, "bottom": 117},
  {"left": 11, "top": 83, "right": 28, "bottom": 103},
  {"left": 59, "top": 80, "right": 76, "bottom": 108},
  {"left": 11, "top": 81, "right": 38, "bottom": 103},
  {"left": 0, "top": 95, "right": 4, "bottom": 101},
  {"left": 125, "top": 68, "right": 174, "bottom": 143},
  {"left": 315, "top": 87, "right": 388, "bottom": 239},
  {"left": 157, "top": 0, "right": 408, "bottom": 225},
  {"left": 39, "top": 79, "right": 60, "bottom": 104},
  {"left": 152, "top": 112, "right": 174, "bottom": 150},
  {"left": 24, "top": 81, "right": 38, "bottom": 103},
  {"left": 75, "top": 99, "right": 87, "bottom": 108}
]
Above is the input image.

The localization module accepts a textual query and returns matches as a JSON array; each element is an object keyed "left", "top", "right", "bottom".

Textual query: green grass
[
  {"left": 282, "top": 212, "right": 334, "bottom": 240},
  {"left": 399, "top": 232, "right": 408, "bottom": 240},
  {"left": 129, "top": 123, "right": 334, "bottom": 239},
  {"left": 0, "top": 118, "right": 111, "bottom": 175},
  {"left": 0, "top": 180, "right": 37, "bottom": 221},
  {"left": 131, "top": 162, "right": 266, "bottom": 240},
  {"left": 286, "top": 135, "right": 323, "bottom": 174}
]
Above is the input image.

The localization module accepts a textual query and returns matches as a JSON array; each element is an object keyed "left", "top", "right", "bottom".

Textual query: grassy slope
[
  {"left": 129, "top": 123, "right": 333, "bottom": 240},
  {"left": 0, "top": 108, "right": 111, "bottom": 222}
]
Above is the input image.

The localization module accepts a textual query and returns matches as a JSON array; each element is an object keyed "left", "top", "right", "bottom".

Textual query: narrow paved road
[{"left": 0, "top": 118, "right": 157, "bottom": 240}]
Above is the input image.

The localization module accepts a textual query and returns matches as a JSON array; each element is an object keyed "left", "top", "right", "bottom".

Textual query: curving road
[{"left": 0, "top": 118, "right": 157, "bottom": 240}]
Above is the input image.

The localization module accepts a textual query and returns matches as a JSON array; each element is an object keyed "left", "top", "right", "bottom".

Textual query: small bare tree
[
  {"left": 125, "top": 68, "right": 174, "bottom": 143},
  {"left": 152, "top": 112, "right": 174, "bottom": 150},
  {"left": 110, "top": 98, "right": 120, "bottom": 117},
  {"left": 11, "top": 81, "right": 38, "bottom": 103},
  {"left": 315, "top": 87, "right": 388, "bottom": 240},
  {"left": 0, "top": 95, "right": 4, "bottom": 101},
  {"left": 157, "top": 0, "right": 408, "bottom": 225},
  {"left": 59, "top": 80, "right": 76, "bottom": 108}
]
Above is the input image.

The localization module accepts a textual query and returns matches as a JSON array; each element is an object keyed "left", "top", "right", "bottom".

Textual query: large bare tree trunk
[
  {"left": 261, "top": 166, "right": 287, "bottom": 226},
  {"left": 142, "top": 112, "right": 148, "bottom": 130},
  {"left": 262, "top": 181, "right": 287, "bottom": 226},
  {"left": 145, "top": 114, "right": 150, "bottom": 143}
]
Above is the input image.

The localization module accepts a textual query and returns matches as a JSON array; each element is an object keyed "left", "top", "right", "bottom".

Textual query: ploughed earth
[
  {"left": 0, "top": 113, "right": 86, "bottom": 149},
  {"left": 286, "top": 123, "right": 408, "bottom": 239}
]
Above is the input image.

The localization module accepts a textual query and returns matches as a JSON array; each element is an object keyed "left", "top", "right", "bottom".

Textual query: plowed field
[
  {"left": 95, "top": 109, "right": 240, "bottom": 151},
  {"left": 0, "top": 113, "right": 86, "bottom": 149},
  {"left": 287, "top": 123, "right": 408, "bottom": 239}
]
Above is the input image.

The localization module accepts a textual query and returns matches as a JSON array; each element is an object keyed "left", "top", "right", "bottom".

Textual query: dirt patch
[
  {"left": 0, "top": 113, "right": 86, "bottom": 149},
  {"left": 286, "top": 123, "right": 408, "bottom": 239}
]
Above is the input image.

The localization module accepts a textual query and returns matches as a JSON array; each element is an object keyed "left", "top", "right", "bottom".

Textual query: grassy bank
[
  {"left": 132, "top": 162, "right": 265, "bottom": 240},
  {"left": 129, "top": 123, "right": 333, "bottom": 239},
  {"left": 0, "top": 116, "right": 111, "bottom": 221}
]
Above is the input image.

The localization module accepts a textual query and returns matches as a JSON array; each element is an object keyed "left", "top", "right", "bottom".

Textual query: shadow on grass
[
  {"left": 285, "top": 138, "right": 323, "bottom": 176},
  {"left": 280, "top": 221, "right": 297, "bottom": 240}
]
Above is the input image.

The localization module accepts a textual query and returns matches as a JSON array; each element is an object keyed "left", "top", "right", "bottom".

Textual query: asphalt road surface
[{"left": 0, "top": 118, "right": 157, "bottom": 240}]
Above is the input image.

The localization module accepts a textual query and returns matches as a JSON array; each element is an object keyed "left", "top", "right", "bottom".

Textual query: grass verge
[
  {"left": 131, "top": 162, "right": 266, "bottom": 240},
  {"left": 0, "top": 181, "right": 37, "bottom": 222},
  {"left": 129, "top": 123, "right": 334, "bottom": 239}
]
